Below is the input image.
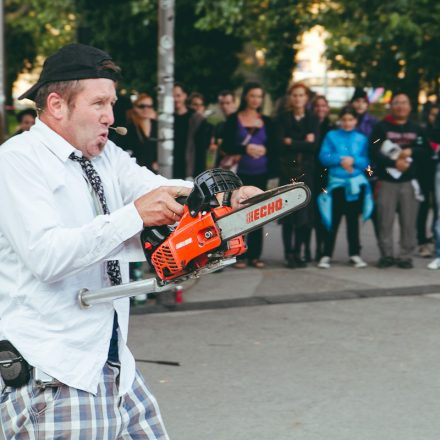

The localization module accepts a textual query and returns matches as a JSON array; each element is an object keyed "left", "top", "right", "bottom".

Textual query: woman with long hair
[
  {"left": 277, "top": 83, "right": 320, "bottom": 268},
  {"left": 222, "top": 82, "right": 278, "bottom": 268},
  {"left": 115, "top": 93, "right": 158, "bottom": 172},
  {"left": 111, "top": 93, "right": 158, "bottom": 299},
  {"left": 312, "top": 95, "right": 335, "bottom": 260}
]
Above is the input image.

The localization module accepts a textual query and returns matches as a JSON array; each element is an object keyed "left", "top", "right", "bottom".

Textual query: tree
[
  {"left": 319, "top": 0, "right": 440, "bottom": 107},
  {"left": 195, "top": 0, "right": 318, "bottom": 99},
  {"left": 75, "top": 0, "right": 244, "bottom": 102},
  {"left": 5, "top": 0, "right": 76, "bottom": 104}
]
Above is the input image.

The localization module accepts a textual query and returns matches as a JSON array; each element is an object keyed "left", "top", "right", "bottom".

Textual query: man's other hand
[
  {"left": 134, "top": 186, "right": 191, "bottom": 226},
  {"left": 230, "top": 186, "right": 264, "bottom": 210}
]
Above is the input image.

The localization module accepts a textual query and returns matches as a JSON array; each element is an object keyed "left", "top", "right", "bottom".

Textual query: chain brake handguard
[{"left": 186, "top": 168, "right": 242, "bottom": 216}]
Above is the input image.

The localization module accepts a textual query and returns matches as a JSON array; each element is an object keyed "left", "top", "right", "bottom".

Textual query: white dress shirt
[{"left": 0, "top": 118, "right": 191, "bottom": 395}]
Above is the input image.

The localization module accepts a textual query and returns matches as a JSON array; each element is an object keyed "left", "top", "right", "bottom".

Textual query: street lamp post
[{"left": 157, "top": 0, "right": 175, "bottom": 178}]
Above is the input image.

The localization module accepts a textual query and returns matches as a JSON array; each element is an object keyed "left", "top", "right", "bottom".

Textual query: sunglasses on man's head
[{"left": 136, "top": 104, "right": 154, "bottom": 109}]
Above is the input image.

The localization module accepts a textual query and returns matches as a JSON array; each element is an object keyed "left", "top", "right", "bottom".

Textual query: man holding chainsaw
[{"left": 0, "top": 43, "right": 260, "bottom": 439}]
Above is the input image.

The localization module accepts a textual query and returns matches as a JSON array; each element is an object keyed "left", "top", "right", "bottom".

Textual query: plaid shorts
[{"left": 0, "top": 363, "right": 169, "bottom": 439}]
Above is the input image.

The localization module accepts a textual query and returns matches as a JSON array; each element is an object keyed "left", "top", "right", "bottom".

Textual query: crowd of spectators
[{"left": 33, "top": 81, "right": 438, "bottom": 273}]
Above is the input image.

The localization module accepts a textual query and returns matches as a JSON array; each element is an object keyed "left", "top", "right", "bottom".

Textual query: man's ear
[{"left": 46, "top": 92, "right": 67, "bottom": 120}]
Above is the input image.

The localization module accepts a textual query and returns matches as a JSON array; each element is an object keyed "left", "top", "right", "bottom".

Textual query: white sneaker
[
  {"left": 427, "top": 258, "right": 440, "bottom": 270},
  {"left": 318, "top": 256, "right": 331, "bottom": 269},
  {"left": 349, "top": 255, "right": 367, "bottom": 268}
]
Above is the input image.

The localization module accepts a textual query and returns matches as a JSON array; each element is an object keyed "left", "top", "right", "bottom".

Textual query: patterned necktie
[{"left": 69, "top": 153, "right": 122, "bottom": 286}]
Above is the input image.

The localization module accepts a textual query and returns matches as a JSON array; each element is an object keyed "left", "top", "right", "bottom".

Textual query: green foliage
[
  {"left": 75, "top": 0, "right": 158, "bottom": 95},
  {"left": 5, "top": 0, "right": 76, "bottom": 103},
  {"left": 319, "top": 0, "right": 440, "bottom": 104},
  {"left": 7, "top": 0, "right": 76, "bottom": 54},
  {"left": 5, "top": 0, "right": 243, "bottom": 104},
  {"left": 75, "top": 0, "right": 244, "bottom": 102},
  {"left": 174, "top": 1, "right": 243, "bottom": 102},
  {"left": 196, "top": 0, "right": 319, "bottom": 98},
  {"left": 10, "top": 0, "right": 438, "bottom": 111}
]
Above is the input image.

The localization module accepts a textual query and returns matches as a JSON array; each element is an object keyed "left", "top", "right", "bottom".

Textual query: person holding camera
[{"left": 370, "top": 92, "right": 430, "bottom": 269}]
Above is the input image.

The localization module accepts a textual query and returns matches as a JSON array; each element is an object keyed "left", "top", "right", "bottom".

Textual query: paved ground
[
  {"left": 131, "top": 295, "right": 440, "bottom": 440},
  {"left": 133, "top": 219, "right": 440, "bottom": 313},
  {"left": 125, "top": 219, "right": 440, "bottom": 439},
  {"left": 3, "top": 219, "right": 440, "bottom": 439}
]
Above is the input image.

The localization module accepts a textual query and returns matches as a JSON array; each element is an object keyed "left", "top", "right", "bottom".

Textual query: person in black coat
[
  {"left": 276, "top": 83, "right": 320, "bottom": 268},
  {"left": 173, "top": 83, "right": 211, "bottom": 179},
  {"left": 221, "top": 82, "right": 278, "bottom": 268},
  {"left": 111, "top": 93, "right": 158, "bottom": 172},
  {"left": 312, "top": 95, "right": 335, "bottom": 261}
]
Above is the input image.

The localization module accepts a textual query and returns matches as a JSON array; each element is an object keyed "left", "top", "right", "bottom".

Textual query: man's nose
[{"left": 101, "top": 104, "right": 114, "bottom": 126}]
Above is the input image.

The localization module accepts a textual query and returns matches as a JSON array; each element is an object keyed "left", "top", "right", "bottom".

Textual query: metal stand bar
[{"left": 78, "top": 278, "right": 172, "bottom": 309}]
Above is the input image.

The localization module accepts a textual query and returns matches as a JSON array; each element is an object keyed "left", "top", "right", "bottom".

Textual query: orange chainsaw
[
  {"left": 78, "top": 168, "right": 310, "bottom": 308},
  {"left": 140, "top": 168, "right": 310, "bottom": 284}
]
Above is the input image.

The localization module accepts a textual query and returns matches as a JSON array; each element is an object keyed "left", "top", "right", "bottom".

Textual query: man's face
[
  {"left": 352, "top": 98, "right": 368, "bottom": 115},
  {"left": 218, "top": 94, "right": 236, "bottom": 116},
  {"left": 20, "top": 114, "right": 35, "bottom": 131},
  {"left": 391, "top": 94, "right": 411, "bottom": 121},
  {"left": 173, "top": 86, "right": 187, "bottom": 110},
  {"left": 61, "top": 78, "right": 116, "bottom": 158},
  {"left": 190, "top": 97, "right": 205, "bottom": 115}
]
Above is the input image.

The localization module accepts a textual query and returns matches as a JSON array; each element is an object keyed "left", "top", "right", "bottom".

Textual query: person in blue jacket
[{"left": 317, "top": 106, "right": 373, "bottom": 269}]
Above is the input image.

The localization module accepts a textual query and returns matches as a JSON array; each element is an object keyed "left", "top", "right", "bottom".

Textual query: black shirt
[
  {"left": 173, "top": 112, "right": 191, "bottom": 179},
  {"left": 370, "top": 117, "right": 430, "bottom": 182},
  {"left": 113, "top": 121, "right": 158, "bottom": 171}
]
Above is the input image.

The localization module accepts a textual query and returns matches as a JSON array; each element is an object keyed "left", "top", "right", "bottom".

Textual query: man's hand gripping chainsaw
[{"left": 78, "top": 169, "right": 311, "bottom": 308}]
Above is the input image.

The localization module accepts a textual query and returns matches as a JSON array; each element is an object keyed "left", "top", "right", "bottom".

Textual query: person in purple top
[
  {"left": 222, "top": 82, "right": 278, "bottom": 268},
  {"left": 350, "top": 88, "right": 378, "bottom": 138},
  {"left": 350, "top": 87, "right": 380, "bottom": 241}
]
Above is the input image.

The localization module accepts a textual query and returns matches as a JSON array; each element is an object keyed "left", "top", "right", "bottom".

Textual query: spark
[
  {"left": 373, "top": 138, "right": 381, "bottom": 144},
  {"left": 291, "top": 173, "right": 305, "bottom": 183},
  {"left": 321, "top": 188, "right": 328, "bottom": 194},
  {"left": 366, "top": 165, "right": 374, "bottom": 177}
]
